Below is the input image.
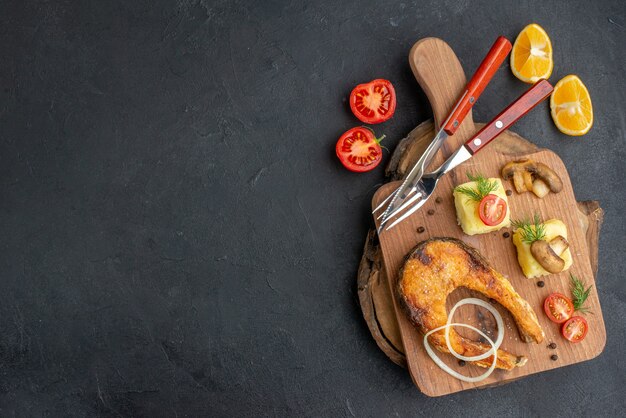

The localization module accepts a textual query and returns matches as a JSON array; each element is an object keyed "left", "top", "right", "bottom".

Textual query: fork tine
[
  {"left": 376, "top": 200, "right": 403, "bottom": 233},
  {"left": 373, "top": 174, "right": 421, "bottom": 215},
  {"left": 373, "top": 184, "right": 417, "bottom": 215},
  {"left": 375, "top": 188, "right": 418, "bottom": 220},
  {"left": 382, "top": 189, "right": 424, "bottom": 221},
  {"left": 377, "top": 191, "right": 423, "bottom": 233},
  {"left": 385, "top": 195, "right": 429, "bottom": 231},
  {"left": 372, "top": 187, "right": 398, "bottom": 214},
  {"left": 375, "top": 209, "right": 388, "bottom": 221}
]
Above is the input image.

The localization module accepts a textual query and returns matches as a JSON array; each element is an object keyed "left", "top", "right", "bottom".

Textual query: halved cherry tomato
[
  {"left": 335, "top": 127, "right": 384, "bottom": 172},
  {"left": 478, "top": 194, "right": 507, "bottom": 226},
  {"left": 561, "top": 316, "right": 588, "bottom": 343},
  {"left": 543, "top": 293, "right": 574, "bottom": 324},
  {"left": 349, "top": 79, "right": 396, "bottom": 124}
]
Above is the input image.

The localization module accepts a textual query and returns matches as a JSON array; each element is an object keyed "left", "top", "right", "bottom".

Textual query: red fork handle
[
  {"left": 465, "top": 79, "right": 554, "bottom": 154},
  {"left": 443, "top": 36, "right": 512, "bottom": 135}
]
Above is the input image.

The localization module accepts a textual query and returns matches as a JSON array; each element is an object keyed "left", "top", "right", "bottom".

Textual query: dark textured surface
[{"left": 1, "top": 0, "right": 624, "bottom": 416}]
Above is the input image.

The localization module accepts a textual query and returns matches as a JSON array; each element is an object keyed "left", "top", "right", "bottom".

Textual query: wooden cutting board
[{"left": 371, "top": 38, "right": 606, "bottom": 397}]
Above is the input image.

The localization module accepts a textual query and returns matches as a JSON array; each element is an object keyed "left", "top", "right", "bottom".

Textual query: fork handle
[
  {"left": 465, "top": 79, "right": 554, "bottom": 154},
  {"left": 442, "top": 36, "right": 512, "bottom": 135}
]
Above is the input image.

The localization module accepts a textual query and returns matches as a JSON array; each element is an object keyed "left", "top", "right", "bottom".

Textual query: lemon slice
[
  {"left": 550, "top": 75, "right": 593, "bottom": 136},
  {"left": 511, "top": 23, "right": 554, "bottom": 83}
]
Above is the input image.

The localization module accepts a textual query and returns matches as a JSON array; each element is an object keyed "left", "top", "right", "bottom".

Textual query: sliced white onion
[
  {"left": 423, "top": 298, "right": 504, "bottom": 383},
  {"left": 445, "top": 298, "right": 504, "bottom": 362},
  {"left": 424, "top": 323, "right": 498, "bottom": 383}
]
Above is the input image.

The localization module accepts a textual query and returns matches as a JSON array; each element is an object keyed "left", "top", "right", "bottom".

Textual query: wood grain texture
[
  {"left": 357, "top": 229, "right": 407, "bottom": 367},
  {"left": 408, "top": 38, "right": 474, "bottom": 166},
  {"left": 371, "top": 39, "right": 606, "bottom": 397},
  {"left": 357, "top": 120, "right": 604, "bottom": 370}
]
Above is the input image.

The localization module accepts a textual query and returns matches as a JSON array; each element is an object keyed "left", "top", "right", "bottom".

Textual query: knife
[
  {"left": 382, "top": 79, "right": 554, "bottom": 231},
  {"left": 376, "top": 36, "right": 512, "bottom": 233}
]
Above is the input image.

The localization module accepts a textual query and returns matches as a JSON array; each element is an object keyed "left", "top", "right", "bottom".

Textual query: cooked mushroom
[
  {"left": 532, "top": 178, "right": 550, "bottom": 198},
  {"left": 513, "top": 173, "right": 527, "bottom": 193},
  {"left": 529, "top": 162, "right": 563, "bottom": 193},
  {"left": 523, "top": 171, "right": 534, "bottom": 191},
  {"left": 530, "top": 240, "right": 565, "bottom": 273},
  {"left": 501, "top": 159, "right": 537, "bottom": 193},
  {"left": 548, "top": 235, "right": 569, "bottom": 256},
  {"left": 502, "top": 159, "right": 563, "bottom": 197}
]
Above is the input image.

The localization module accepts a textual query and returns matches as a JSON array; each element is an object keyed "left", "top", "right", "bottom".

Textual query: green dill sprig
[
  {"left": 570, "top": 273, "right": 593, "bottom": 314},
  {"left": 511, "top": 214, "right": 546, "bottom": 243},
  {"left": 454, "top": 172, "right": 498, "bottom": 202}
]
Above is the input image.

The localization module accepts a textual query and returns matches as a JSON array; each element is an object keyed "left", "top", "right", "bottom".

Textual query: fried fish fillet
[{"left": 398, "top": 238, "right": 544, "bottom": 370}]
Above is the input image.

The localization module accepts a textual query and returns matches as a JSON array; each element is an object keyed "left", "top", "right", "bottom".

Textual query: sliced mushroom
[
  {"left": 523, "top": 171, "right": 534, "bottom": 191},
  {"left": 532, "top": 178, "right": 550, "bottom": 198},
  {"left": 530, "top": 240, "right": 565, "bottom": 273},
  {"left": 513, "top": 172, "right": 527, "bottom": 193},
  {"left": 548, "top": 235, "right": 569, "bottom": 256},
  {"left": 501, "top": 159, "right": 534, "bottom": 178},
  {"left": 529, "top": 162, "right": 563, "bottom": 193},
  {"left": 502, "top": 159, "right": 563, "bottom": 197},
  {"left": 501, "top": 159, "right": 538, "bottom": 194}
]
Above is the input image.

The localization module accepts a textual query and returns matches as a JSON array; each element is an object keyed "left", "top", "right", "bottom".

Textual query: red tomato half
[
  {"left": 335, "top": 127, "right": 383, "bottom": 172},
  {"left": 561, "top": 316, "right": 588, "bottom": 343},
  {"left": 349, "top": 79, "right": 396, "bottom": 124},
  {"left": 544, "top": 293, "right": 574, "bottom": 324},
  {"left": 478, "top": 194, "right": 507, "bottom": 226}
]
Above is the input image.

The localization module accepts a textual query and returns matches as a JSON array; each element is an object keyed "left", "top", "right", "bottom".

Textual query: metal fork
[{"left": 377, "top": 79, "right": 554, "bottom": 233}]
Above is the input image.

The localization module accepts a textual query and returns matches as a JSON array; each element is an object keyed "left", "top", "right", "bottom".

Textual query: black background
[{"left": 1, "top": 0, "right": 625, "bottom": 416}]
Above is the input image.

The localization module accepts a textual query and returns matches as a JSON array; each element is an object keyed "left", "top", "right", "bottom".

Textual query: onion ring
[
  {"left": 422, "top": 298, "right": 504, "bottom": 383},
  {"left": 445, "top": 298, "right": 504, "bottom": 362},
  {"left": 424, "top": 323, "right": 498, "bottom": 383}
]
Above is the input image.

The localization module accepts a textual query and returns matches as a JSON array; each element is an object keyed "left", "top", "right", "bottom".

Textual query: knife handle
[
  {"left": 443, "top": 36, "right": 512, "bottom": 135},
  {"left": 465, "top": 79, "right": 554, "bottom": 154}
]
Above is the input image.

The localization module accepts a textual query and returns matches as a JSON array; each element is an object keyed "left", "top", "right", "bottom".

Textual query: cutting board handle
[
  {"left": 409, "top": 38, "right": 476, "bottom": 161},
  {"left": 409, "top": 38, "right": 471, "bottom": 128}
]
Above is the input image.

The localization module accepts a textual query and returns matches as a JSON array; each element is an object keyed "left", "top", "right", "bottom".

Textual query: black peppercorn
[
  {"left": 550, "top": 354, "right": 558, "bottom": 361},
  {"left": 537, "top": 281, "right": 545, "bottom": 288},
  {"left": 505, "top": 189, "right": 512, "bottom": 196},
  {"left": 427, "top": 209, "right": 435, "bottom": 215},
  {"left": 503, "top": 232, "right": 510, "bottom": 238},
  {"left": 458, "top": 360, "right": 466, "bottom": 367},
  {"left": 435, "top": 197, "right": 443, "bottom": 204},
  {"left": 548, "top": 342, "right": 557, "bottom": 349},
  {"left": 417, "top": 226, "right": 425, "bottom": 233}
]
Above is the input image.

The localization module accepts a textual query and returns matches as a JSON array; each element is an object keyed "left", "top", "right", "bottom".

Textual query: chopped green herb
[
  {"left": 454, "top": 172, "right": 498, "bottom": 202},
  {"left": 570, "top": 274, "right": 593, "bottom": 314},
  {"left": 511, "top": 214, "right": 546, "bottom": 243}
]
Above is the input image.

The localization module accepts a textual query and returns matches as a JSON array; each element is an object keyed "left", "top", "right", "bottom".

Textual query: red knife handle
[
  {"left": 443, "top": 36, "right": 512, "bottom": 135},
  {"left": 465, "top": 79, "right": 554, "bottom": 154}
]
